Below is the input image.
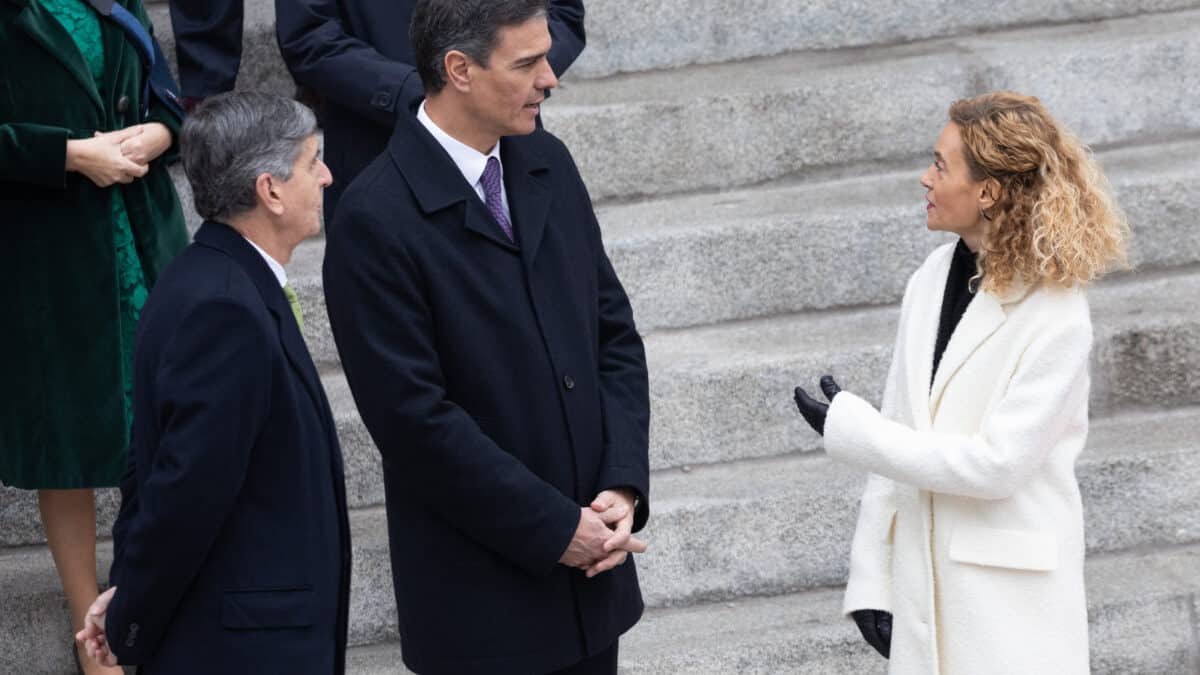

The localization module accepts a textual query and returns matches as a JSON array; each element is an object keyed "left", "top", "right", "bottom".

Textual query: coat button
[
  {"left": 372, "top": 91, "right": 392, "bottom": 108},
  {"left": 116, "top": 95, "right": 131, "bottom": 113},
  {"left": 563, "top": 375, "right": 575, "bottom": 390}
]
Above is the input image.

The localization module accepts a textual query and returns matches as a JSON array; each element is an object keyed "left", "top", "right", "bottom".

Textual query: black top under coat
[{"left": 932, "top": 239, "right": 980, "bottom": 385}]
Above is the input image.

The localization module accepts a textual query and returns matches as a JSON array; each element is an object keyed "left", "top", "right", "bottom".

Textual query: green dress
[{"left": 40, "top": 0, "right": 147, "bottom": 434}]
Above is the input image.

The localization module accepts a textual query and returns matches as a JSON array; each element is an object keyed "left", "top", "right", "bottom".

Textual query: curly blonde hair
[{"left": 949, "top": 92, "right": 1130, "bottom": 293}]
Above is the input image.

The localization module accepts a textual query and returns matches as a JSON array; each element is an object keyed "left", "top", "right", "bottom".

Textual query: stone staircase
[{"left": 4, "top": 1, "right": 1200, "bottom": 673}]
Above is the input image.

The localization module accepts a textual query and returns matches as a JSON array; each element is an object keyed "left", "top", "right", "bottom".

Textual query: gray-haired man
[{"left": 76, "top": 92, "right": 351, "bottom": 674}]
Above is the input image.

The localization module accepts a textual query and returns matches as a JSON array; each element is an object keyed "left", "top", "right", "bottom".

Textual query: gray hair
[
  {"left": 410, "top": 0, "right": 548, "bottom": 94},
  {"left": 180, "top": 92, "right": 318, "bottom": 222}
]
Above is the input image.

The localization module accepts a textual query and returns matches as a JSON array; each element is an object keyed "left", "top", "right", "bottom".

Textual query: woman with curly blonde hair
[{"left": 793, "top": 91, "right": 1129, "bottom": 674}]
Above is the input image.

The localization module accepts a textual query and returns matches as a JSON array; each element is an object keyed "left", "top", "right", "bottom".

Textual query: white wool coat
[{"left": 824, "top": 242, "right": 1091, "bottom": 675}]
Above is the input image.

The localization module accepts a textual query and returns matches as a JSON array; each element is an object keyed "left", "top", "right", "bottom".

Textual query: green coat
[{"left": 0, "top": 0, "right": 189, "bottom": 488}]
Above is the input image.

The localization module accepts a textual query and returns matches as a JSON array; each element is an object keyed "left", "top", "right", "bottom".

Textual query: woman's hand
[
  {"left": 119, "top": 122, "right": 172, "bottom": 165},
  {"left": 793, "top": 375, "right": 843, "bottom": 435},
  {"left": 65, "top": 127, "right": 148, "bottom": 187},
  {"left": 851, "top": 608, "right": 892, "bottom": 658}
]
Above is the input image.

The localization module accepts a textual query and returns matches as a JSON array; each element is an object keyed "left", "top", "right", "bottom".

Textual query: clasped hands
[
  {"left": 65, "top": 122, "right": 171, "bottom": 188},
  {"left": 559, "top": 488, "right": 648, "bottom": 578}
]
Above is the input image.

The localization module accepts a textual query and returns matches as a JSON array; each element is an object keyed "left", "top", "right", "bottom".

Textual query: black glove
[
  {"left": 851, "top": 609, "right": 892, "bottom": 659},
  {"left": 793, "top": 375, "right": 843, "bottom": 436}
]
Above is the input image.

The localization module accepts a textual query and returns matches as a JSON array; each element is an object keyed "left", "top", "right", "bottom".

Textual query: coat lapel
[
  {"left": 928, "top": 275, "right": 1033, "bottom": 415},
  {"left": 501, "top": 137, "right": 552, "bottom": 268},
  {"left": 15, "top": 0, "right": 105, "bottom": 116},
  {"left": 389, "top": 111, "right": 521, "bottom": 254},
  {"left": 193, "top": 222, "right": 327, "bottom": 417}
]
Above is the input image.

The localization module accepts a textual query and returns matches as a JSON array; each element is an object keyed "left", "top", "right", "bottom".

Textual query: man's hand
[
  {"left": 75, "top": 586, "right": 119, "bottom": 667},
  {"left": 65, "top": 127, "right": 148, "bottom": 187},
  {"left": 559, "top": 505, "right": 628, "bottom": 569},
  {"left": 118, "top": 122, "right": 173, "bottom": 165},
  {"left": 584, "top": 488, "right": 648, "bottom": 578}
]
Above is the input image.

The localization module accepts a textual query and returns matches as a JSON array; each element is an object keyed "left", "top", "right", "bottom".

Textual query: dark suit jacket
[
  {"left": 323, "top": 111, "right": 649, "bottom": 675},
  {"left": 106, "top": 222, "right": 352, "bottom": 674},
  {"left": 274, "top": 0, "right": 586, "bottom": 222}
]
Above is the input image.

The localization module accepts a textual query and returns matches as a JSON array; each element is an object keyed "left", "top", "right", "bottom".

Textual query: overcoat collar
[
  {"left": 192, "top": 221, "right": 326, "bottom": 415},
  {"left": 388, "top": 106, "right": 553, "bottom": 267},
  {"left": 15, "top": 0, "right": 106, "bottom": 116}
]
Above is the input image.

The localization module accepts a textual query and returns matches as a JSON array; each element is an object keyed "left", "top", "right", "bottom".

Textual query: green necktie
[{"left": 283, "top": 284, "right": 304, "bottom": 330}]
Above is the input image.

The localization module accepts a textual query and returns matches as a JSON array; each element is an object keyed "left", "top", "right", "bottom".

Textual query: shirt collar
[
  {"left": 417, "top": 101, "right": 502, "bottom": 190},
  {"left": 242, "top": 236, "right": 288, "bottom": 287}
]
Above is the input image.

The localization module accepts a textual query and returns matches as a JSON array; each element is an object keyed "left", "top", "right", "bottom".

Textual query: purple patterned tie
[{"left": 480, "top": 156, "right": 514, "bottom": 242}]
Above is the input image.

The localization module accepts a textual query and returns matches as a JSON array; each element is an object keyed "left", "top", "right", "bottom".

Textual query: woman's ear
[{"left": 979, "top": 177, "right": 1001, "bottom": 211}]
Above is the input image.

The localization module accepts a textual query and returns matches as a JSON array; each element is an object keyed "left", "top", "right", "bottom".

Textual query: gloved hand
[
  {"left": 792, "top": 375, "right": 843, "bottom": 436},
  {"left": 851, "top": 609, "right": 892, "bottom": 659}
]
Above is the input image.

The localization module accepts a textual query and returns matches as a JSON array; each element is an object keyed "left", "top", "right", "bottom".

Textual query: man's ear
[
  {"left": 255, "top": 173, "right": 285, "bottom": 216},
  {"left": 979, "top": 176, "right": 1001, "bottom": 211},
  {"left": 444, "top": 50, "right": 472, "bottom": 93}
]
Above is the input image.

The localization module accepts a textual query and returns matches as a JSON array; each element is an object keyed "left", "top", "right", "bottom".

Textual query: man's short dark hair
[{"left": 410, "top": 0, "right": 548, "bottom": 94}]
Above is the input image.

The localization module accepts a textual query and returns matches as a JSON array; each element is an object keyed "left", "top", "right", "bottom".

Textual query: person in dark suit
[
  {"left": 274, "top": 0, "right": 585, "bottom": 223},
  {"left": 75, "top": 92, "right": 351, "bottom": 674},
  {"left": 322, "top": 2, "right": 647, "bottom": 673},
  {"left": 168, "top": 0, "right": 244, "bottom": 107}
]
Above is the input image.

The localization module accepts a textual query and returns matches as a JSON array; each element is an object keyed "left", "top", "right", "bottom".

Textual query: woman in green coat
[{"left": 0, "top": 0, "right": 188, "bottom": 671}]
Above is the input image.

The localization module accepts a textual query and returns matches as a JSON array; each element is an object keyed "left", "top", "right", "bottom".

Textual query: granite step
[
  {"left": 4, "top": 259, "right": 1196, "bottom": 549},
  {"left": 143, "top": 0, "right": 1200, "bottom": 86},
  {"left": 544, "top": 8, "right": 1200, "bottom": 201},
  {"left": 150, "top": 6, "right": 1200, "bottom": 204},
  {"left": 345, "top": 542, "right": 1200, "bottom": 674},
  {"left": 4, "top": 405, "right": 1197, "bottom": 672},
  {"left": 269, "top": 136, "right": 1200, "bottom": 338},
  {"left": 3, "top": 266, "right": 1195, "bottom": 550},
  {"left": 303, "top": 266, "right": 1200, "bottom": 478}
]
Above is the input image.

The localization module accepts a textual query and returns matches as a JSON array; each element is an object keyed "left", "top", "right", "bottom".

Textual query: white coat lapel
[
  {"left": 928, "top": 291, "right": 1005, "bottom": 414},
  {"left": 928, "top": 277, "right": 1033, "bottom": 414}
]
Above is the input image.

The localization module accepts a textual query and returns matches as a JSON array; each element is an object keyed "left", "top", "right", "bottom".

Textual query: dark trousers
[
  {"left": 547, "top": 642, "right": 618, "bottom": 675},
  {"left": 168, "top": 0, "right": 243, "bottom": 98}
]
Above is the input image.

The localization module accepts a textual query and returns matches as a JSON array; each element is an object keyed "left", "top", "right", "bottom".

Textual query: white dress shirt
[
  {"left": 243, "top": 236, "right": 288, "bottom": 288},
  {"left": 417, "top": 101, "right": 512, "bottom": 225}
]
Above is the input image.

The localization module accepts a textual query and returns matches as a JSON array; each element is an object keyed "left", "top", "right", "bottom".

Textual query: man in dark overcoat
[
  {"left": 322, "top": 2, "right": 649, "bottom": 674},
  {"left": 76, "top": 93, "right": 351, "bottom": 674},
  {"left": 274, "top": 0, "right": 585, "bottom": 222}
]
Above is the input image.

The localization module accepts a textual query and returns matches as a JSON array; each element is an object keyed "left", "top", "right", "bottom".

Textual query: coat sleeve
[
  {"left": 0, "top": 123, "right": 70, "bottom": 188},
  {"left": 841, "top": 276, "right": 909, "bottom": 615},
  {"left": 322, "top": 202, "right": 581, "bottom": 577},
  {"left": 547, "top": 0, "right": 587, "bottom": 77},
  {"left": 105, "top": 299, "right": 270, "bottom": 664},
  {"left": 571, "top": 155, "right": 650, "bottom": 532},
  {"left": 273, "top": 0, "right": 425, "bottom": 129},
  {"left": 824, "top": 292, "right": 1092, "bottom": 501},
  {"left": 130, "top": 0, "right": 182, "bottom": 163}
]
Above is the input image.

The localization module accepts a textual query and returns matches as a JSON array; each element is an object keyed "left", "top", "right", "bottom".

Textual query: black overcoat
[
  {"left": 323, "top": 111, "right": 650, "bottom": 675},
  {"left": 105, "top": 222, "right": 352, "bottom": 674}
]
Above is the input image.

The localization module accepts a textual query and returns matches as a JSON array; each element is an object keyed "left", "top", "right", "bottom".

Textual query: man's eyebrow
[{"left": 513, "top": 51, "right": 548, "bottom": 67}]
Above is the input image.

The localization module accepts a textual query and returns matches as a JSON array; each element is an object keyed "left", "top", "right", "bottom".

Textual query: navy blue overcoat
[
  {"left": 106, "top": 222, "right": 352, "bottom": 674},
  {"left": 323, "top": 111, "right": 650, "bottom": 675}
]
